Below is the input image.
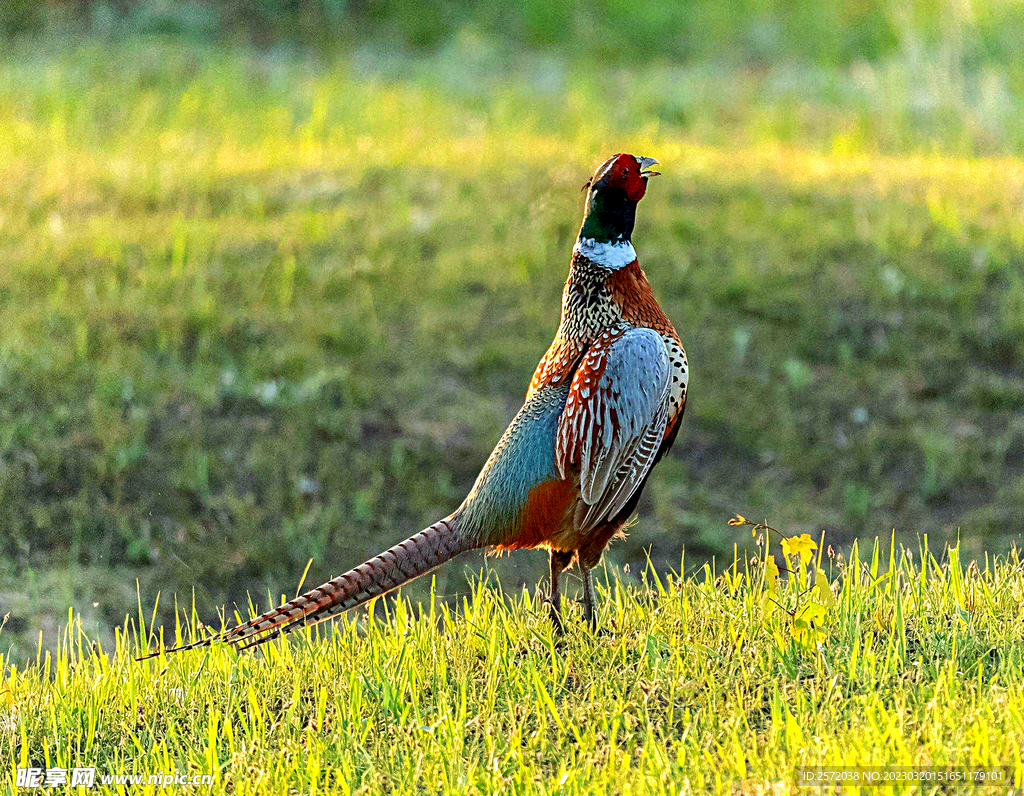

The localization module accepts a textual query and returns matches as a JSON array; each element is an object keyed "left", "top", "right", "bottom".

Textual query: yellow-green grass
[
  {"left": 2, "top": 40, "right": 1024, "bottom": 662},
  {"left": 2, "top": 535, "right": 1024, "bottom": 794}
]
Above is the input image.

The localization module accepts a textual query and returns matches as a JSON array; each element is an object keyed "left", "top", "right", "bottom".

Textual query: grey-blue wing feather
[{"left": 557, "top": 326, "right": 671, "bottom": 534}]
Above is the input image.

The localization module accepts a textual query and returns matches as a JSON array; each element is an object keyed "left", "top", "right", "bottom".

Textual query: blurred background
[{"left": 2, "top": 0, "right": 1024, "bottom": 660}]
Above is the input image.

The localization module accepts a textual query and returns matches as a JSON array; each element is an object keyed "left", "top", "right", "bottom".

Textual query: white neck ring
[{"left": 573, "top": 237, "right": 637, "bottom": 269}]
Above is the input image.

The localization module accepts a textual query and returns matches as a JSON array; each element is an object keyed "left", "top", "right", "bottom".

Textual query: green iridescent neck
[{"left": 579, "top": 187, "right": 636, "bottom": 243}]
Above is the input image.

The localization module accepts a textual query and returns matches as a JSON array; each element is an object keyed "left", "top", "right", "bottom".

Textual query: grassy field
[
  {"left": 2, "top": 532, "right": 1023, "bottom": 794},
  {"left": 2, "top": 37, "right": 1024, "bottom": 661},
  {"left": 2, "top": 18, "right": 1024, "bottom": 791}
]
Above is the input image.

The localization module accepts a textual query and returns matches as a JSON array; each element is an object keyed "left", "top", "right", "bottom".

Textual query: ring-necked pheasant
[{"left": 144, "top": 153, "right": 687, "bottom": 656}]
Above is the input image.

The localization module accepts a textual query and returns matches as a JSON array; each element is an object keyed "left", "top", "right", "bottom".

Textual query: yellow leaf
[
  {"left": 764, "top": 555, "right": 780, "bottom": 594},
  {"left": 791, "top": 602, "right": 828, "bottom": 649},
  {"left": 781, "top": 533, "right": 818, "bottom": 565},
  {"left": 815, "top": 568, "right": 836, "bottom": 610},
  {"left": 801, "top": 602, "right": 827, "bottom": 624}
]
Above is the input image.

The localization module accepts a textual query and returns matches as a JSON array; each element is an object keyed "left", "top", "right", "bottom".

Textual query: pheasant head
[{"left": 576, "top": 153, "right": 660, "bottom": 268}]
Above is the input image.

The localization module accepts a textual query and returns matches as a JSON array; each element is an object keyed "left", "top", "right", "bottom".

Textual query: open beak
[{"left": 637, "top": 156, "right": 660, "bottom": 178}]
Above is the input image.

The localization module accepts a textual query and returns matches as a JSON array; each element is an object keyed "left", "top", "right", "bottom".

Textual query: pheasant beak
[{"left": 637, "top": 156, "right": 660, "bottom": 178}]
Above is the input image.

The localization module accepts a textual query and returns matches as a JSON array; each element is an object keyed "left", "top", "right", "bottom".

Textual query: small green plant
[{"left": 728, "top": 513, "right": 835, "bottom": 653}]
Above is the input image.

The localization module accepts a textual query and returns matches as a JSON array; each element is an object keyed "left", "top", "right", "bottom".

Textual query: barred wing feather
[{"left": 556, "top": 327, "right": 671, "bottom": 533}]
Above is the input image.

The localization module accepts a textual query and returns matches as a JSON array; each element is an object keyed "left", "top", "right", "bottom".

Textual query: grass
[
  {"left": 3, "top": 37, "right": 1024, "bottom": 661},
  {"left": 11, "top": 0, "right": 1024, "bottom": 70},
  {"left": 2, "top": 9, "right": 1024, "bottom": 793},
  {"left": 2, "top": 533, "right": 1023, "bottom": 793}
]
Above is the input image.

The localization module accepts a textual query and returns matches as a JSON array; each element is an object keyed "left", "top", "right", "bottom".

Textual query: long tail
[{"left": 139, "top": 517, "right": 471, "bottom": 658}]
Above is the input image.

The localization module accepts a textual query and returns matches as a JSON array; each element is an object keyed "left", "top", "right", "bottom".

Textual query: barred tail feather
[{"left": 139, "top": 518, "right": 470, "bottom": 658}]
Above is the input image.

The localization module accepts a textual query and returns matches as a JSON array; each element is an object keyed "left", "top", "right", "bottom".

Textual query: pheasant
[{"left": 144, "top": 153, "right": 688, "bottom": 656}]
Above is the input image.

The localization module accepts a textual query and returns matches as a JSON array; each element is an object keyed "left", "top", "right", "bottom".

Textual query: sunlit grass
[
  {"left": 2, "top": 40, "right": 1024, "bottom": 667},
  {"left": 2, "top": 25, "right": 1024, "bottom": 795},
  {"left": 2, "top": 535, "right": 1024, "bottom": 794}
]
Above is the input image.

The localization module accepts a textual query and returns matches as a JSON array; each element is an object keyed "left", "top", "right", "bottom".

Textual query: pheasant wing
[{"left": 556, "top": 327, "right": 671, "bottom": 534}]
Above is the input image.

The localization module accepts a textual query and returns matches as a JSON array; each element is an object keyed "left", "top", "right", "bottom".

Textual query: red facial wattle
[{"left": 608, "top": 153, "right": 658, "bottom": 202}]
